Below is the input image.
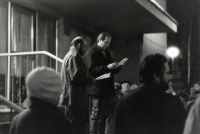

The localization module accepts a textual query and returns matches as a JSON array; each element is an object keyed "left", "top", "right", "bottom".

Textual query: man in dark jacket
[
  {"left": 114, "top": 54, "right": 186, "bottom": 134},
  {"left": 10, "top": 67, "right": 71, "bottom": 134},
  {"left": 61, "top": 36, "right": 95, "bottom": 134},
  {"left": 83, "top": 32, "right": 122, "bottom": 134}
]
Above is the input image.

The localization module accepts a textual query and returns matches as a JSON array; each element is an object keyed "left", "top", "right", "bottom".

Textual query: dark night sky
[{"left": 167, "top": 0, "right": 200, "bottom": 86}]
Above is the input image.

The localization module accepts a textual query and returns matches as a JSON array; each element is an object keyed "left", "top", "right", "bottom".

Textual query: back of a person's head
[
  {"left": 120, "top": 80, "right": 131, "bottom": 85},
  {"left": 71, "top": 36, "right": 84, "bottom": 47},
  {"left": 139, "top": 53, "right": 168, "bottom": 84},
  {"left": 26, "top": 67, "right": 63, "bottom": 106},
  {"left": 97, "top": 32, "right": 112, "bottom": 42}
]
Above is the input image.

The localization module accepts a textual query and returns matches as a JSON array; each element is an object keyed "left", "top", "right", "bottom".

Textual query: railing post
[
  {"left": 50, "top": 57, "right": 52, "bottom": 68},
  {"left": 56, "top": 20, "right": 59, "bottom": 72},
  {"left": 19, "top": 56, "right": 22, "bottom": 106},
  {"left": 42, "top": 55, "right": 43, "bottom": 66},
  {"left": 35, "top": 12, "right": 39, "bottom": 69},
  {"left": 27, "top": 55, "right": 29, "bottom": 75},
  {"left": 7, "top": 2, "right": 11, "bottom": 100}
]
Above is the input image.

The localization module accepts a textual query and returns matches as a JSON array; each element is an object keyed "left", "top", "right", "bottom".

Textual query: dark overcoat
[
  {"left": 10, "top": 97, "right": 71, "bottom": 134},
  {"left": 114, "top": 83, "right": 186, "bottom": 134},
  {"left": 83, "top": 45, "right": 120, "bottom": 97},
  {"left": 61, "top": 46, "right": 90, "bottom": 107}
]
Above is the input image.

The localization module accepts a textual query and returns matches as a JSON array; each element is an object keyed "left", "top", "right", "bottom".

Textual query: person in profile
[
  {"left": 60, "top": 36, "right": 95, "bottom": 134},
  {"left": 10, "top": 67, "right": 71, "bottom": 134},
  {"left": 114, "top": 53, "right": 186, "bottom": 134}
]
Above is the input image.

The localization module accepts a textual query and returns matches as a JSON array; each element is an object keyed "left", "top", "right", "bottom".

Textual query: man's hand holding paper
[
  {"left": 107, "top": 62, "right": 119, "bottom": 70},
  {"left": 97, "top": 58, "right": 128, "bottom": 80},
  {"left": 117, "top": 58, "right": 128, "bottom": 66},
  {"left": 107, "top": 58, "right": 128, "bottom": 70}
]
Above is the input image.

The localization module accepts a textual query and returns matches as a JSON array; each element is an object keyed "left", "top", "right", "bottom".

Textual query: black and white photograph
[{"left": 0, "top": 0, "right": 199, "bottom": 134}]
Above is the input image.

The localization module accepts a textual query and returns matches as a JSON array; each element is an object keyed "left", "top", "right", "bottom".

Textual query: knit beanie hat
[{"left": 26, "top": 67, "right": 63, "bottom": 106}]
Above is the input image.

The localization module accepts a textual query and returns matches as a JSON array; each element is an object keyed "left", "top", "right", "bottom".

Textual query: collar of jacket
[
  {"left": 69, "top": 46, "right": 81, "bottom": 57},
  {"left": 29, "top": 97, "right": 58, "bottom": 110},
  {"left": 139, "top": 83, "right": 166, "bottom": 94}
]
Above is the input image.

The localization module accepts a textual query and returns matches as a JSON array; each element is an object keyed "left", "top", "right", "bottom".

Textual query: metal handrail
[
  {"left": 0, "top": 51, "right": 63, "bottom": 63},
  {"left": 0, "top": 51, "right": 63, "bottom": 101},
  {"left": 0, "top": 95, "right": 23, "bottom": 113}
]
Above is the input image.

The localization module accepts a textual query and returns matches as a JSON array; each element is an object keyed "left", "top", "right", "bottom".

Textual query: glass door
[{"left": 10, "top": 5, "right": 34, "bottom": 105}]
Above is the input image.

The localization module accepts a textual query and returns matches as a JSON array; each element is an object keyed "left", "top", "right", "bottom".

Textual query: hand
[
  {"left": 58, "top": 94, "right": 64, "bottom": 106},
  {"left": 107, "top": 62, "right": 118, "bottom": 70},
  {"left": 87, "top": 75, "right": 96, "bottom": 84},
  {"left": 90, "top": 77, "right": 96, "bottom": 84}
]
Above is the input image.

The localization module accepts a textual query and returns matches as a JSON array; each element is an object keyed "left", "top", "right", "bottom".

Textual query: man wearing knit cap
[
  {"left": 61, "top": 36, "right": 95, "bottom": 134},
  {"left": 10, "top": 67, "right": 72, "bottom": 134}
]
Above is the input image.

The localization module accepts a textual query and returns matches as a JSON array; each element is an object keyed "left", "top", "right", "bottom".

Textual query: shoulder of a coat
[{"left": 85, "top": 47, "right": 96, "bottom": 55}]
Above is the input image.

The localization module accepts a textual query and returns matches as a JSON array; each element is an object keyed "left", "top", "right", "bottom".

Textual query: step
[
  {"left": 0, "top": 106, "right": 18, "bottom": 134},
  {"left": 0, "top": 122, "right": 10, "bottom": 134},
  {"left": 0, "top": 108, "right": 18, "bottom": 122}
]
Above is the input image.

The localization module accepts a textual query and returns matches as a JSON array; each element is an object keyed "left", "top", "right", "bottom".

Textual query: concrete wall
[
  {"left": 57, "top": 18, "right": 70, "bottom": 72},
  {"left": 57, "top": 19, "right": 94, "bottom": 72},
  {"left": 111, "top": 38, "right": 142, "bottom": 85},
  {"left": 140, "top": 0, "right": 167, "bottom": 60},
  {"left": 142, "top": 33, "right": 167, "bottom": 60}
]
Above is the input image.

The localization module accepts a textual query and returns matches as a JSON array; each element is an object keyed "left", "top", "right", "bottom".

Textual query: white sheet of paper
[
  {"left": 96, "top": 73, "right": 111, "bottom": 80},
  {"left": 117, "top": 58, "right": 128, "bottom": 66}
]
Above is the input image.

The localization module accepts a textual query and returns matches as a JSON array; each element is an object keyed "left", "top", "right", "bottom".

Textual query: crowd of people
[{"left": 9, "top": 32, "right": 200, "bottom": 134}]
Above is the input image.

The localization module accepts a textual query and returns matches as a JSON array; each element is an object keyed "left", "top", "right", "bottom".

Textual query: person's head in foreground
[
  {"left": 10, "top": 67, "right": 71, "bottom": 134},
  {"left": 139, "top": 53, "right": 171, "bottom": 91},
  {"left": 26, "top": 66, "right": 63, "bottom": 106}
]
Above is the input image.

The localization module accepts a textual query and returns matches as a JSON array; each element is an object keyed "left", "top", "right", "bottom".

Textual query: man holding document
[{"left": 83, "top": 32, "right": 125, "bottom": 134}]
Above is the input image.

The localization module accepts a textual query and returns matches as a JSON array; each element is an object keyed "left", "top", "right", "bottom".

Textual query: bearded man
[{"left": 114, "top": 54, "right": 186, "bottom": 134}]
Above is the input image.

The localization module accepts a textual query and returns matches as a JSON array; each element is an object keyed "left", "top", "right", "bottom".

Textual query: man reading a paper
[{"left": 83, "top": 32, "right": 122, "bottom": 134}]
